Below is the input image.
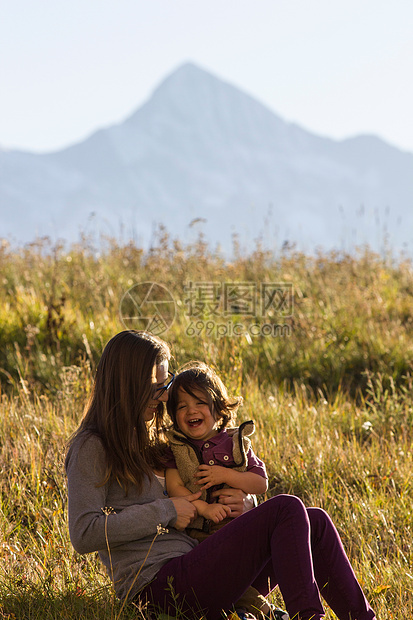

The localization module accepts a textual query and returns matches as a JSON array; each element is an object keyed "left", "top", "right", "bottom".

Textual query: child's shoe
[
  {"left": 230, "top": 604, "right": 289, "bottom": 620},
  {"left": 265, "top": 605, "right": 289, "bottom": 620},
  {"left": 234, "top": 613, "right": 259, "bottom": 620}
]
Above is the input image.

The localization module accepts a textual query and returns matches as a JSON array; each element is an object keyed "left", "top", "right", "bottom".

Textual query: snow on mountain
[{"left": 1, "top": 62, "right": 412, "bottom": 254}]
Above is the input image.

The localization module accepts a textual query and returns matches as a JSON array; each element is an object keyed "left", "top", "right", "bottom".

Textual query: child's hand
[
  {"left": 194, "top": 464, "right": 228, "bottom": 490},
  {"left": 202, "top": 502, "right": 231, "bottom": 524}
]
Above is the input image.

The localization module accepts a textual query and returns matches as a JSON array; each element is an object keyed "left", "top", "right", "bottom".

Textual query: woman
[{"left": 66, "top": 330, "right": 376, "bottom": 620}]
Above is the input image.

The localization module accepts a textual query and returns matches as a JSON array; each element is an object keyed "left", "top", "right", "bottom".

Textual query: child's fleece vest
[{"left": 165, "top": 420, "right": 255, "bottom": 532}]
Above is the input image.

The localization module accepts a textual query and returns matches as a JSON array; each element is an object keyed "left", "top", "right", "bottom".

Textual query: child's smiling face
[{"left": 175, "top": 386, "right": 217, "bottom": 441}]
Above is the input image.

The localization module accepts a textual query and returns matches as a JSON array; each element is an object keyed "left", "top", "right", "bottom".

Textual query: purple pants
[{"left": 140, "top": 495, "right": 376, "bottom": 620}]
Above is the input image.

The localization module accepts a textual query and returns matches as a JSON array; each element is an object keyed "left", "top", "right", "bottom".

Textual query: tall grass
[
  {"left": 2, "top": 233, "right": 413, "bottom": 396},
  {"left": 1, "top": 233, "right": 413, "bottom": 618}
]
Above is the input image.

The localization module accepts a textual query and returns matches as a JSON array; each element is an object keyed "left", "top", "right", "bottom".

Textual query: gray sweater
[{"left": 65, "top": 434, "right": 197, "bottom": 600}]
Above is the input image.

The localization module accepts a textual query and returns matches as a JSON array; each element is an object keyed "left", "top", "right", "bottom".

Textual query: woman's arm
[
  {"left": 66, "top": 436, "right": 179, "bottom": 554},
  {"left": 211, "top": 488, "right": 255, "bottom": 517}
]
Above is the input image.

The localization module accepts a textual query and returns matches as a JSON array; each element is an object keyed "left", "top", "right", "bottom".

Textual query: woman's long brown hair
[{"left": 68, "top": 330, "right": 171, "bottom": 492}]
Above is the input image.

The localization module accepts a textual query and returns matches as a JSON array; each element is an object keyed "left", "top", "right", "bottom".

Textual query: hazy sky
[{"left": 1, "top": 0, "right": 412, "bottom": 153}]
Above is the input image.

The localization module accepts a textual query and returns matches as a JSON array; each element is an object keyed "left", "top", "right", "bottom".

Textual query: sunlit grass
[
  {"left": 1, "top": 234, "right": 413, "bottom": 617},
  {"left": 1, "top": 371, "right": 412, "bottom": 617}
]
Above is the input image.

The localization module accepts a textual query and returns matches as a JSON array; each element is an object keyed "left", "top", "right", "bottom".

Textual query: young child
[{"left": 165, "top": 362, "right": 287, "bottom": 620}]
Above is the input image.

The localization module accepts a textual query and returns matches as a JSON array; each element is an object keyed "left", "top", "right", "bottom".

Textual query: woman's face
[{"left": 144, "top": 360, "right": 169, "bottom": 422}]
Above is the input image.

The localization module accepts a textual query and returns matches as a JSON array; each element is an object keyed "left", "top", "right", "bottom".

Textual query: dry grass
[{"left": 1, "top": 234, "right": 413, "bottom": 618}]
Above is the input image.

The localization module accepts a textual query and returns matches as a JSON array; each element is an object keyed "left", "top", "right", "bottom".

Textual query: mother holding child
[{"left": 65, "top": 330, "right": 376, "bottom": 620}]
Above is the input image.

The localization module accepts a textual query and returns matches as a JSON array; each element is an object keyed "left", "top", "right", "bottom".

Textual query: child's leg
[{"left": 139, "top": 494, "right": 325, "bottom": 620}]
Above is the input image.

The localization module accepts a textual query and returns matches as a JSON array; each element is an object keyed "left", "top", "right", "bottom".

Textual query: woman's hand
[
  {"left": 210, "top": 488, "right": 255, "bottom": 518},
  {"left": 170, "top": 492, "right": 201, "bottom": 530}
]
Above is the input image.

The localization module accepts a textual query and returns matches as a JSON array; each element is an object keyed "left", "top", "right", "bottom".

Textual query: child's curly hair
[{"left": 167, "top": 361, "right": 243, "bottom": 432}]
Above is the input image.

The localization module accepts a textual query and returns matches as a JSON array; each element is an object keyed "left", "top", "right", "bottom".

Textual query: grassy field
[{"left": 1, "top": 234, "right": 412, "bottom": 618}]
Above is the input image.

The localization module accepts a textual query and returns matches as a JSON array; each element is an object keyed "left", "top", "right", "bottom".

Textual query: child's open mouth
[{"left": 187, "top": 418, "right": 203, "bottom": 428}]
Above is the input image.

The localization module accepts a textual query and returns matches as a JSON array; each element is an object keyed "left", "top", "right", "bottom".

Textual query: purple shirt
[{"left": 165, "top": 429, "right": 267, "bottom": 480}]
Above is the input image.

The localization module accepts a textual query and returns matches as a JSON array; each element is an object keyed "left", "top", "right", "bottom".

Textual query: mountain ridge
[{"left": 1, "top": 62, "right": 412, "bottom": 253}]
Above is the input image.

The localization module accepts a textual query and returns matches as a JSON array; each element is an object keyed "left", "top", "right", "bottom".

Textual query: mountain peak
[
  {"left": 149, "top": 61, "right": 238, "bottom": 109},
  {"left": 123, "top": 60, "right": 289, "bottom": 145},
  {"left": 163, "top": 61, "right": 210, "bottom": 79},
  {"left": 154, "top": 61, "right": 226, "bottom": 91}
]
